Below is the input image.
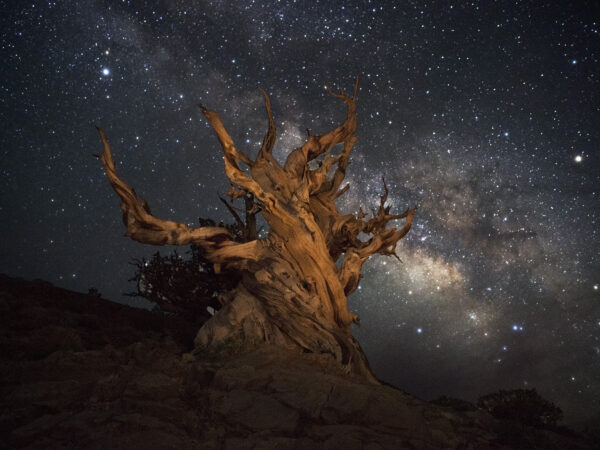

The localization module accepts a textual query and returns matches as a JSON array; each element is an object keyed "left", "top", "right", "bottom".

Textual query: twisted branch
[
  {"left": 95, "top": 127, "right": 264, "bottom": 268},
  {"left": 200, "top": 105, "right": 277, "bottom": 212}
]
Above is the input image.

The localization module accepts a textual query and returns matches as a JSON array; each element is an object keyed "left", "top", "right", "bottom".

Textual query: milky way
[{"left": 1, "top": 1, "right": 598, "bottom": 424}]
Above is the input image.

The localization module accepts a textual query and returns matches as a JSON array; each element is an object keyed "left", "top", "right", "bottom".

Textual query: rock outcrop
[{"left": 0, "top": 275, "right": 593, "bottom": 449}]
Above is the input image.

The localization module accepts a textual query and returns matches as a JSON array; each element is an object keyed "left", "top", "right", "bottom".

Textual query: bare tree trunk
[
  {"left": 195, "top": 233, "right": 375, "bottom": 380},
  {"left": 95, "top": 78, "right": 416, "bottom": 382}
]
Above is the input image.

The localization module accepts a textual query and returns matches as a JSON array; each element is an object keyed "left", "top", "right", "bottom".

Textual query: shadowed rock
[{"left": 0, "top": 275, "right": 594, "bottom": 449}]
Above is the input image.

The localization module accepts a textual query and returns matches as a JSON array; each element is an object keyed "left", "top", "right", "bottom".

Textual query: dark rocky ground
[{"left": 0, "top": 274, "right": 596, "bottom": 449}]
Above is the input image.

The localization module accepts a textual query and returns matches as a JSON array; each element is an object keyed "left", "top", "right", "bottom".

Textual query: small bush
[{"left": 477, "top": 388, "right": 563, "bottom": 428}]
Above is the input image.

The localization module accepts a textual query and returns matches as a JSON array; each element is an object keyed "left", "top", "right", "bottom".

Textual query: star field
[{"left": 1, "top": 1, "right": 598, "bottom": 426}]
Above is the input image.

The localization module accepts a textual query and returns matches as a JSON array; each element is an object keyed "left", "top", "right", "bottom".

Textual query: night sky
[{"left": 1, "top": 1, "right": 598, "bottom": 426}]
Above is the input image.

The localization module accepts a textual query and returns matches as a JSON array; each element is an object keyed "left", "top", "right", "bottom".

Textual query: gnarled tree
[{"left": 96, "top": 78, "right": 416, "bottom": 382}]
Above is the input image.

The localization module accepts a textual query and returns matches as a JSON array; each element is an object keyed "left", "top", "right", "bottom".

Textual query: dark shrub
[{"left": 477, "top": 388, "right": 563, "bottom": 427}]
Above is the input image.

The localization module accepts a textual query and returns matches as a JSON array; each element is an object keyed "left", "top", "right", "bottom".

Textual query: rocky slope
[{"left": 0, "top": 275, "right": 594, "bottom": 449}]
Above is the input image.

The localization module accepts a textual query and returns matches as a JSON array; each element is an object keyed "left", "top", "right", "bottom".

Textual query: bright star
[
  {"left": 574, "top": 155, "right": 582, "bottom": 162},
  {"left": 102, "top": 68, "right": 110, "bottom": 76}
]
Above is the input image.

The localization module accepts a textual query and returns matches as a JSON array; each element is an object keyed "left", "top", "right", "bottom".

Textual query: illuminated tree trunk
[{"left": 96, "top": 78, "right": 416, "bottom": 381}]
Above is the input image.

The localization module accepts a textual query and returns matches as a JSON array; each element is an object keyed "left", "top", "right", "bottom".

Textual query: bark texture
[{"left": 96, "top": 78, "right": 416, "bottom": 381}]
